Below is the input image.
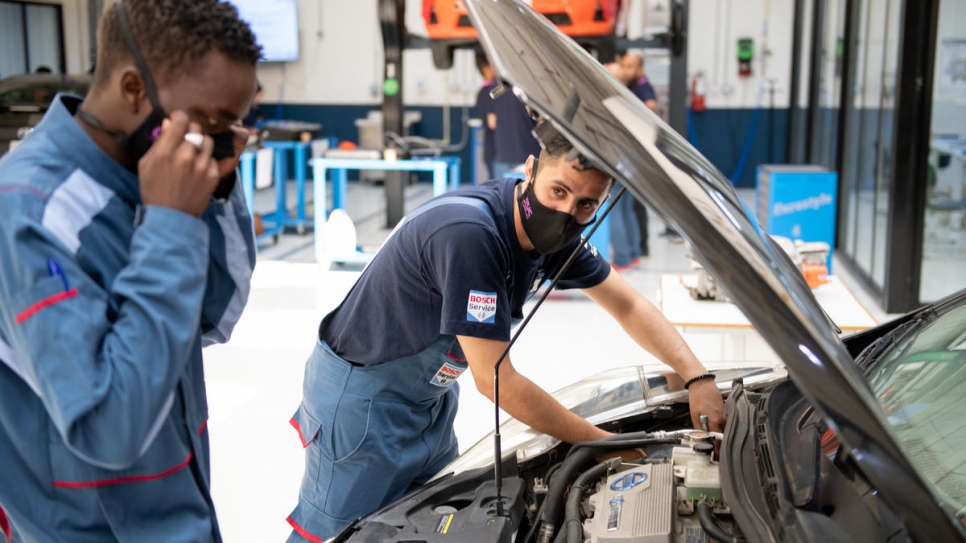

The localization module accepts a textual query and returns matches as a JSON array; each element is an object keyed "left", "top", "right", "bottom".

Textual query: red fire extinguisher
[{"left": 690, "top": 72, "right": 706, "bottom": 112}]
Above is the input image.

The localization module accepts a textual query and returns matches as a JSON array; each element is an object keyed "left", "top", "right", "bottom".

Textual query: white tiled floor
[{"left": 205, "top": 181, "right": 895, "bottom": 541}]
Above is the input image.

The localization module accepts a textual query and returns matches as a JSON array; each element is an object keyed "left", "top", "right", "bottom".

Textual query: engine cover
[{"left": 584, "top": 463, "right": 675, "bottom": 543}]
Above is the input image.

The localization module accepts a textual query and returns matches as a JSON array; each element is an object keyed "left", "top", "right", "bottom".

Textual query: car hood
[{"left": 465, "top": 0, "right": 939, "bottom": 526}]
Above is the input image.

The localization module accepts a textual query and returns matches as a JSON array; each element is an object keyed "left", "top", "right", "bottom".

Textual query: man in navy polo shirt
[
  {"left": 285, "top": 134, "right": 726, "bottom": 542},
  {"left": 622, "top": 53, "right": 658, "bottom": 110},
  {"left": 488, "top": 88, "right": 542, "bottom": 179}
]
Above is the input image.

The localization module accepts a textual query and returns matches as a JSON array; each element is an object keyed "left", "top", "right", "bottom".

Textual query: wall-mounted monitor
[{"left": 230, "top": 0, "right": 300, "bottom": 62}]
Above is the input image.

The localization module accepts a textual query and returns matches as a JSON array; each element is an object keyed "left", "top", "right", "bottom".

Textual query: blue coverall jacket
[{"left": 0, "top": 95, "right": 255, "bottom": 542}]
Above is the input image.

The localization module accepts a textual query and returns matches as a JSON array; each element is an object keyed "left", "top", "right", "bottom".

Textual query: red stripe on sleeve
[
  {"left": 0, "top": 506, "right": 11, "bottom": 543},
  {"left": 15, "top": 289, "right": 79, "bottom": 324}
]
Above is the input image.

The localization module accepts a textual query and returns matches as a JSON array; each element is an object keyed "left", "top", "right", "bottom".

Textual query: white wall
[
  {"left": 687, "top": 0, "right": 795, "bottom": 109},
  {"left": 252, "top": 0, "right": 797, "bottom": 109}
]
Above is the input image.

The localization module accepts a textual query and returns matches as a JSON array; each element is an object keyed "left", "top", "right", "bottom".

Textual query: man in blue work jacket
[
  {"left": 285, "top": 132, "right": 727, "bottom": 541},
  {"left": 0, "top": 1, "right": 260, "bottom": 541}
]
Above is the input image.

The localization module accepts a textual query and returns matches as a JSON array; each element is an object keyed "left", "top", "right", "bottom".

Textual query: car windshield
[{"left": 866, "top": 303, "right": 966, "bottom": 522}]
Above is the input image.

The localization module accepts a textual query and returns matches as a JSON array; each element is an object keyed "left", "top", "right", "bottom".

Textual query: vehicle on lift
[
  {"left": 331, "top": 1, "right": 966, "bottom": 542},
  {"left": 0, "top": 74, "right": 92, "bottom": 155},
  {"left": 422, "top": 0, "right": 623, "bottom": 69}
]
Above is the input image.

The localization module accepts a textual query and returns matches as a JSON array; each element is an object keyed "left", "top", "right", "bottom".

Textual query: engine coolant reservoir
[{"left": 682, "top": 442, "right": 721, "bottom": 501}]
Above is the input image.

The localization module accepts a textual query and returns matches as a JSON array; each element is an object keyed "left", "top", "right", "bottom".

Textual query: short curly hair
[
  {"left": 533, "top": 125, "right": 610, "bottom": 183},
  {"left": 94, "top": 0, "right": 262, "bottom": 87}
]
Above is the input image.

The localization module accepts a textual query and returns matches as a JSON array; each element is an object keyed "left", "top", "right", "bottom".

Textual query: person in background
[
  {"left": 484, "top": 56, "right": 542, "bottom": 179},
  {"left": 474, "top": 52, "right": 497, "bottom": 179},
  {"left": 621, "top": 53, "right": 658, "bottom": 111},
  {"left": 604, "top": 54, "right": 644, "bottom": 270},
  {"left": 621, "top": 52, "right": 662, "bottom": 254},
  {"left": 0, "top": 1, "right": 260, "bottom": 541}
]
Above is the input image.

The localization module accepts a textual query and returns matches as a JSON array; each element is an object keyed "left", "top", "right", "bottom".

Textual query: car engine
[
  {"left": 582, "top": 448, "right": 726, "bottom": 542},
  {"left": 583, "top": 462, "right": 677, "bottom": 542},
  {"left": 551, "top": 433, "right": 734, "bottom": 543},
  {"left": 336, "top": 415, "right": 740, "bottom": 543}
]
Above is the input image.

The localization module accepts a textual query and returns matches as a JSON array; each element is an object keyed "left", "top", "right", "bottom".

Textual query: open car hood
[{"left": 465, "top": 0, "right": 960, "bottom": 536}]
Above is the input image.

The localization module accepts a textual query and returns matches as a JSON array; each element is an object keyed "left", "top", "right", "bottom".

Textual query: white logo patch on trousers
[{"left": 430, "top": 361, "right": 465, "bottom": 387}]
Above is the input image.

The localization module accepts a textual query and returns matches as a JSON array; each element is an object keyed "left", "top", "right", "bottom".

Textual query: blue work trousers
[
  {"left": 609, "top": 182, "right": 641, "bottom": 266},
  {"left": 286, "top": 336, "right": 465, "bottom": 542}
]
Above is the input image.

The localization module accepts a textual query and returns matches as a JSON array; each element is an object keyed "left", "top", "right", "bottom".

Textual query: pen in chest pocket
[{"left": 46, "top": 258, "right": 70, "bottom": 292}]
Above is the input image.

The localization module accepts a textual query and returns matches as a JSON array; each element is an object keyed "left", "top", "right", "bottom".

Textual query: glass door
[{"left": 920, "top": 0, "right": 966, "bottom": 303}]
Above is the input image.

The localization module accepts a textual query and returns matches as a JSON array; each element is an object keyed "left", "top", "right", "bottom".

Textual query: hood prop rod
[{"left": 490, "top": 185, "right": 627, "bottom": 518}]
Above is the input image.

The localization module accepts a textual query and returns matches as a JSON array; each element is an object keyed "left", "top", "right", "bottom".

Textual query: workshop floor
[{"left": 205, "top": 181, "right": 895, "bottom": 542}]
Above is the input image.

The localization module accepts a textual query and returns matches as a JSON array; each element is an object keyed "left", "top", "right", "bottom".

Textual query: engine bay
[
  {"left": 335, "top": 381, "right": 889, "bottom": 543},
  {"left": 336, "top": 404, "right": 741, "bottom": 543}
]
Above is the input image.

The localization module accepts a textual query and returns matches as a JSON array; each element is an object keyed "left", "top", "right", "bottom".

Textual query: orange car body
[{"left": 423, "top": 0, "right": 621, "bottom": 40}]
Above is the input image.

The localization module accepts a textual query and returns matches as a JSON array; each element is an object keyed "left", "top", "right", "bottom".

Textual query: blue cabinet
[{"left": 756, "top": 165, "right": 838, "bottom": 270}]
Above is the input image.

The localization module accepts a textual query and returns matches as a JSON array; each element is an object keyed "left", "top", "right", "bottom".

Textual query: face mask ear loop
[
  {"left": 75, "top": 108, "right": 129, "bottom": 146},
  {"left": 114, "top": 2, "right": 162, "bottom": 108}
]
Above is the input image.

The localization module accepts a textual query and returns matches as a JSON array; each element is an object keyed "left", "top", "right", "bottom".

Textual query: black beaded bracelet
[{"left": 684, "top": 373, "right": 716, "bottom": 390}]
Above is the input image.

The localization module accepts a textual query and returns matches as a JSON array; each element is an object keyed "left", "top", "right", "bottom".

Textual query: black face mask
[
  {"left": 517, "top": 174, "right": 597, "bottom": 255},
  {"left": 77, "top": 3, "right": 237, "bottom": 164},
  {"left": 119, "top": 111, "right": 236, "bottom": 163},
  {"left": 207, "top": 131, "right": 238, "bottom": 161}
]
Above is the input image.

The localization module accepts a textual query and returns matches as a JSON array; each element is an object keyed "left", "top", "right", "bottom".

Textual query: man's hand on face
[{"left": 138, "top": 110, "right": 219, "bottom": 217}]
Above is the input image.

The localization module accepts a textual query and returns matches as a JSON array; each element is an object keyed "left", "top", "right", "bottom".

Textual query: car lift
[
  {"left": 376, "top": 0, "right": 690, "bottom": 226},
  {"left": 379, "top": 0, "right": 409, "bottom": 227}
]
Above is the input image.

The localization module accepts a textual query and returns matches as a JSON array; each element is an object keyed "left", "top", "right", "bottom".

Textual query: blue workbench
[
  {"left": 238, "top": 142, "right": 314, "bottom": 244},
  {"left": 311, "top": 156, "right": 459, "bottom": 264},
  {"left": 261, "top": 141, "right": 313, "bottom": 237}
]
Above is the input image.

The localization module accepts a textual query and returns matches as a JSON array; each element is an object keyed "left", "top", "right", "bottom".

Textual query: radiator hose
[
  {"left": 697, "top": 500, "right": 746, "bottom": 543},
  {"left": 554, "top": 458, "right": 621, "bottom": 543}
]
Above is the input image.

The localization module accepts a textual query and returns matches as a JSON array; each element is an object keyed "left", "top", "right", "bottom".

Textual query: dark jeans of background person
[
  {"left": 609, "top": 182, "right": 640, "bottom": 267},
  {"left": 633, "top": 200, "right": 649, "bottom": 256}
]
